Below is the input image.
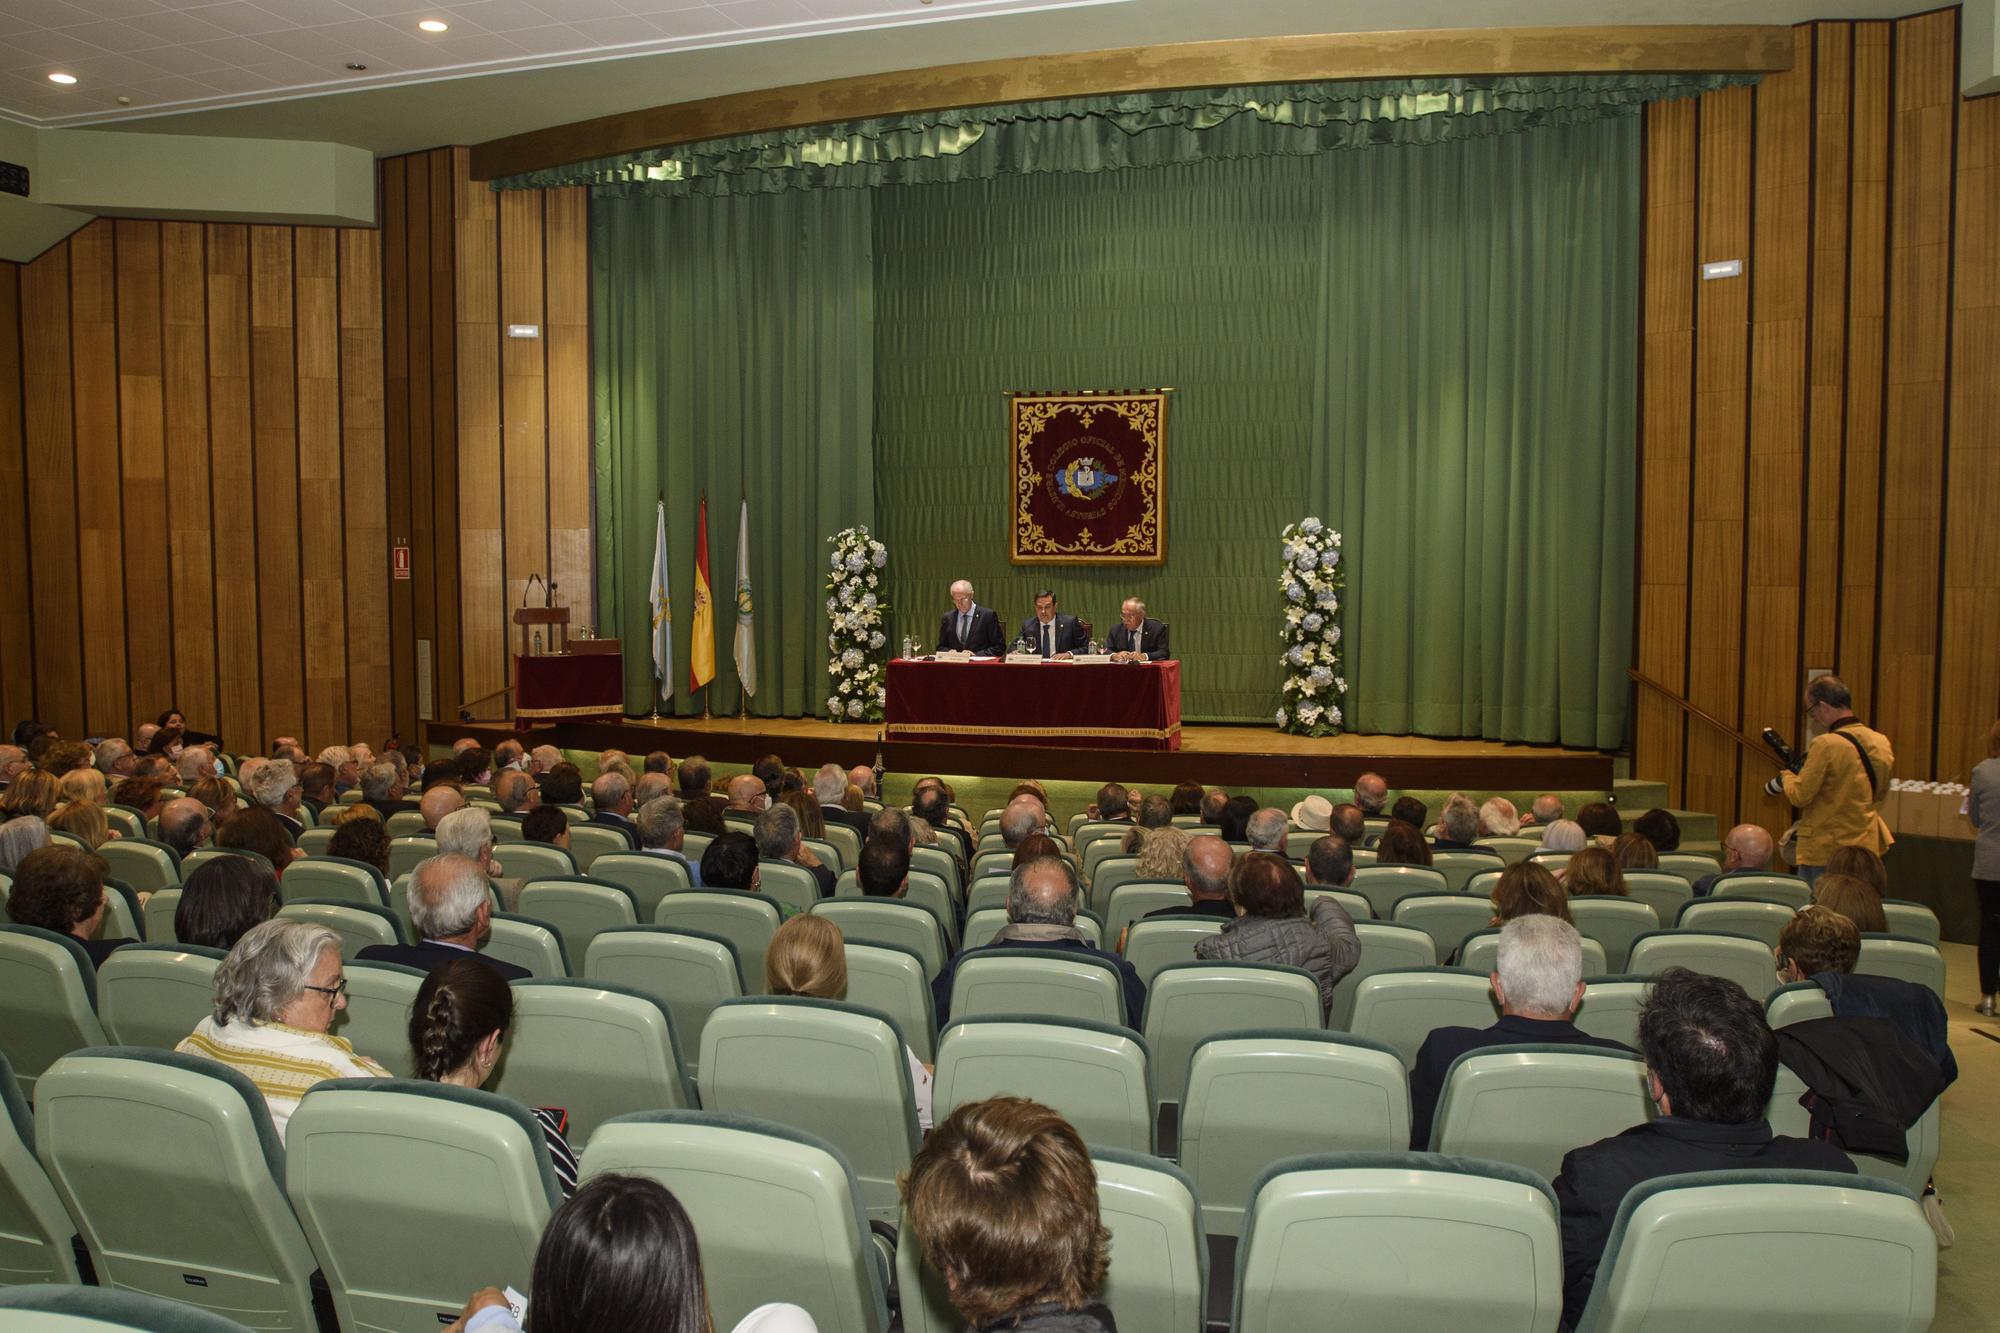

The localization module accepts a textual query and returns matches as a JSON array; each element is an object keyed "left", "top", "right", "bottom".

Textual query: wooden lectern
[
  {"left": 514, "top": 606, "right": 569, "bottom": 656},
  {"left": 511, "top": 605, "right": 623, "bottom": 725}
]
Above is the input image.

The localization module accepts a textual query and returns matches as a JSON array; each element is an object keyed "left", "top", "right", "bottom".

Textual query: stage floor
[{"left": 437, "top": 715, "right": 1614, "bottom": 792}]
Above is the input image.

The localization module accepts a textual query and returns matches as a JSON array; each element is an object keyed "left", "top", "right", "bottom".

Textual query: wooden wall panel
[
  {"left": 1637, "top": 12, "right": 2000, "bottom": 841},
  {"left": 0, "top": 265, "right": 32, "bottom": 726},
  {"left": 381, "top": 158, "right": 418, "bottom": 740},
  {"left": 0, "top": 216, "right": 385, "bottom": 754},
  {"left": 459, "top": 157, "right": 505, "bottom": 707},
  {"left": 404, "top": 155, "right": 439, "bottom": 730},
  {"left": 341, "top": 229, "right": 392, "bottom": 748},
  {"left": 546, "top": 187, "right": 595, "bottom": 625},
  {"left": 498, "top": 187, "right": 548, "bottom": 697},
  {"left": 430, "top": 151, "right": 463, "bottom": 726}
]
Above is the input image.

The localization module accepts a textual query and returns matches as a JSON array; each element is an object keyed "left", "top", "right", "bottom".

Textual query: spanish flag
[{"left": 689, "top": 495, "right": 716, "bottom": 693}]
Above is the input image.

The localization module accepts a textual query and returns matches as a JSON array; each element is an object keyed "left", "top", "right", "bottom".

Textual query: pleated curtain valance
[{"left": 492, "top": 73, "right": 1757, "bottom": 196}]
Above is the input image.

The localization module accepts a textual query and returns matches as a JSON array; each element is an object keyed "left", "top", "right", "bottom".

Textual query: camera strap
[{"left": 1831, "top": 724, "right": 1880, "bottom": 801}]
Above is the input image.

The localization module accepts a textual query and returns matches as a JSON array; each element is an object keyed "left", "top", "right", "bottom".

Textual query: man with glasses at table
[{"left": 176, "top": 917, "right": 391, "bottom": 1143}]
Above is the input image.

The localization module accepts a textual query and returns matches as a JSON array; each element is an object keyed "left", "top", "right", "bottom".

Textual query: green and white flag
[
  {"left": 733, "top": 497, "right": 757, "bottom": 697},
  {"left": 649, "top": 499, "right": 673, "bottom": 702}
]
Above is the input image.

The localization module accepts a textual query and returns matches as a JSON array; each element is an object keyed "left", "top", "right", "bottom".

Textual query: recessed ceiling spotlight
[
  {"left": 346, "top": 62, "right": 368, "bottom": 70},
  {"left": 418, "top": 19, "right": 448, "bottom": 32},
  {"left": 48, "top": 72, "right": 78, "bottom": 84}
]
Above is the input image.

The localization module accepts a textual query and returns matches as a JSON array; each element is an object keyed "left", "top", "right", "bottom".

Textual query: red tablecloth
[
  {"left": 515, "top": 653, "right": 624, "bottom": 723},
  {"left": 885, "top": 659, "right": 1181, "bottom": 750}
]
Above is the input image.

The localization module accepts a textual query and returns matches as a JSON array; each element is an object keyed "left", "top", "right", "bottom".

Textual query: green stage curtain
[
  {"left": 591, "top": 187, "right": 875, "bottom": 717},
  {"left": 1312, "top": 115, "right": 1638, "bottom": 748},
  {"left": 497, "top": 75, "right": 1752, "bottom": 197}
]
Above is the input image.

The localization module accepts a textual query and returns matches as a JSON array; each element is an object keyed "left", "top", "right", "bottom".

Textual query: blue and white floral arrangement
[
  {"left": 1276, "top": 517, "right": 1347, "bottom": 737},
  {"left": 825, "top": 526, "right": 889, "bottom": 722}
]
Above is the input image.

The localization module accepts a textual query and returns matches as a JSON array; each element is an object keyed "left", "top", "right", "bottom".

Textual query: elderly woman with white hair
[
  {"left": 0, "top": 814, "right": 50, "bottom": 875},
  {"left": 176, "top": 918, "right": 390, "bottom": 1142},
  {"left": 1479, "top": 796, "right": 1522, "bottom": 838},
  {"left": 1538, "top": 819, "right": 1587, "bottom": 853}
]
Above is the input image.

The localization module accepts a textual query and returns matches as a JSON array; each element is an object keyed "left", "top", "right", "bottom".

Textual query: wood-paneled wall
[
  {"left": 1636, "top": 10, "right": 2000, "bottom": 835},
  {"left": 0, "top": 217, "right": 392, "bottom": 751},
  {"left": 377, "top": 148, "right": 592, "bottom": 726}
]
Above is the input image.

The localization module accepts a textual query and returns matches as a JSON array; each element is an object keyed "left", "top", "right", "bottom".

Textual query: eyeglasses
[{"left": 302, "top": 978, "right": 348, "bottom": 1003}]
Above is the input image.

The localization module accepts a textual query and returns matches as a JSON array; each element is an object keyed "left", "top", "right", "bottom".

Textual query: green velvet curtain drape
[
  {"left": 1312, "top": 115, "right": 1638, "bottom": 748},
  {"left": 591, "top": 187, "right": 876, "bottom": 716}
]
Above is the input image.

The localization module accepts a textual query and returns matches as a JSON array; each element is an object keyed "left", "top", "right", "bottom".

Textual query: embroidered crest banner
[{"left": 1009, "top": 391, "right": 1168, "bottom": 564}]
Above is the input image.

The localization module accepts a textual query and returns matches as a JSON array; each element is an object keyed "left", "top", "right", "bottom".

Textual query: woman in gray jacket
[
  {"left": 1969, "top": 719, "right": 2000, "bottom": 1015},
  {"left": 1194, "top": 851, "right": 1359, "bottom": 1014}
]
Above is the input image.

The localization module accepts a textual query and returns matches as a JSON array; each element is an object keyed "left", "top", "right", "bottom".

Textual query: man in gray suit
[{"left": 1106, "top": 598, "right": 1170, "bottom": 662}]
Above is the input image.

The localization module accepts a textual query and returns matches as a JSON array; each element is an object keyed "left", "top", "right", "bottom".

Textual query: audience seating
[
  {"left": 1708, "top": 874, "right": 1811, "bottom": 908},
  {"left": 0, "top": 1283, "right": 259, "bottom": 1330},
  {"left": 962, "top": 908, "right": 1104, "bottom": 951},
  {"left": 1764, "top": 979, "right": 1835, "bottom": 1028},
  {"left": 1856, "top": 935, "right": 1947, "bottom": 999},
  {"left": 1766, "top": 1060, "right": 1940, "bottom": 1194},
  {"left": 182, "top": 847, "right": 273, "bottom": 880},
  {"left": 1430, "top": 1045, "right": 1653, "bottom": 1180},
  {"left": 34, "top": 1049, "right": 322, "bottom": 1330},
  {"left": 1082, "top": 838, "right": 1135, "bottom": 887},
  {"left": 1570, "top": 1171, "right": 1934, "bottom": 1333},
  {"left": 1303, "top": 888, "right": 1372, "bottom": 921},
  {"left": 578, "top": 1111, "right": 891, "bottom": 1333},
  {"left": 384, "top": 836, "right": 436, "bottom": 880},
  {"left": 1142, "top": 962, "right": 1322, "bottom": 1107},
  {"left": 680, "top": 830, "right": 716, "bottom": 865},
  {"left": 100, "top": 807, "right": 146, "bottom": 842},
  {"left": 285, "top": 1079, "right": 561, "bottom": 1331},
  {"left": 1881, "top": 900, "right": 1942, "bottom": 946},
  {"left": 296, "top": 827, "right": 336, "bottom": 856},
  {"left": 1121, "top": 917, "right": 1224, "bottom": 988},
  {"left": 1622, "top": 872, "right": 1694, "bottom": 925},
  {"left": 1178, "top": 1032, "right": 1409, "bottom": 1237},
  {"left": 1327, "top": 923, "right": 1438, "bottom": 1030},
  {"left": 1573, "top": 977, "right": 1651, "bottom": 1049},
  {"left": 1391, "top": 894, "right": 1496, "bottom": 960},
  {"left": 1625, "top": 931, "right": 1779, "bottom": 1002},
  {"left": 584, "top": 926, "right": 742, "bottom": 1081},
  {"left": 1456, "top": 930, "right": 1607, "bottom": 980},
  {"left": 1431, "top": 851, "right": 1498, "bottom": 893},
  {"left": 843, "top": 941, "right": 937, "bottom": 1063},
  {"left": 383, "top": 811, "right": 428, "bottom": 838},
  {"left": 753, "top": 860, "right": 818, "bottom": 916},
  {"left": 1675, "top": 898, "right": 1797, "bottom": 949},
  {"left": 655, "top": 892, "right": 782, "bottom": 990},
  {"left": 483, "top": 913, "right": 570, "bottom": 978},
  {"left": 516, "top": 877, "right": 640, "bottom": 963},
  {"left": 492, "top": 978, "right": 695, "bottom": 1141},
  {"left": 94, "top": 944, "right": 225, "bottom": 1052},
  {"left": 281, "top": 857, "right": 388, "bottom": 908},
  {"left": 337, "top": 960, "right": 425, "bottom": 1080},
  {"left": 1566, "top": 897, "right": 1660, "bottom": 972},
  {"left": 965, "top": 876, "right": 1011, "bottom": 917},
  {"left": 0, "top": 927, "right": 106, "bottom": 1099},
  {"left": 562, "top": 822, "right": 629, "bottom": 871},
  {"left": 94, "top": 882, "right": 144, "bottom": 944},
  {"left": 275, "top": 900, "right": 404, "bottom": 959},
  {"left": 0, "top": 1052, "right": 83, "bottom": 1286},
  {"left": 819, "top": 824, "right": 861, "bottom": 872},
  {"left": 94, "top": 840, "right": 180, "bottom": 895},
  {"left": 1090, "top": 1149, "right": 1209, "bottom": 1333},
  {"left": 585, "top": 852, "right": 690, "bottom": 920},
  {"left": 1347, "top": 969, "right": 1499, "bottom": 1068},
  {"left": 811, "top": 898, "right": 947, "bottom": 983},
  {"left": 493, "top": 842, "right": 577, "bottom": 885},
  {"left": 1102, "top": 883, "right": 1193, "bottom": 943},
  {"left": 1233, "top": 1153, "right": 1564, "bottom": 1333},
  {"left": 834, "top": 868, "right": 957, "bottom": 942},
  {"left": 698, "top": 997, "right": 921, "bottom": 1224},
  {"left": 1528, "top": 851, "right": 1572, "bottom": 874},
  {"left": 1477, "top": 836, "right": 1542, "bottom": 864},
  {"left": 1655, "top": 852, "right": 1723, "bottom": 885},
  {"left": 933, "top": 1017, "right": 1152, "bottom": 1153},
  {"left": 950, "top": 947, "right": 1129, "bottom": 1027},
  {"left": 1349, "top": 865, "right": 1450, "bottom": 918}
]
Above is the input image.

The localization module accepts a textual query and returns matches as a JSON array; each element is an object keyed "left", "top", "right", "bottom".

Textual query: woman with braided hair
[{"left": 410, "top": 957, "right": 579, "bottom": 1197}]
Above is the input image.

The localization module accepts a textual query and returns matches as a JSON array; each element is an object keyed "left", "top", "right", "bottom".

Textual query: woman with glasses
[{"left": 175, "top": 918, "right": 389, "bottom": 1142}]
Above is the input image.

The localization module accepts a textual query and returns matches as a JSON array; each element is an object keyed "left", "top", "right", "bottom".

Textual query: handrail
[
  {"left": 456, "top": 684, "right": 514, "bottom": 723},
  {"left": 1627, "top": 668, "right": 1780, "bottom": 764}
]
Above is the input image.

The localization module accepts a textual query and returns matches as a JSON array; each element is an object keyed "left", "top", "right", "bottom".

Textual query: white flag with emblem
[
  {"left": 733, "top": 498, "right": 757, "bottom": 697},
  {"left": 649, "top": 500, "right": 673, "bottom": 702}
]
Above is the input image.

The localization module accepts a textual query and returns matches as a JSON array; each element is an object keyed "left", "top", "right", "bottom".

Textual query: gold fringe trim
[
  {"left": 887, "top": 722, "right": 1181, "bottom": 741},
  {"left": 517, "top": 704, "right": 625, "bottom": 718}
]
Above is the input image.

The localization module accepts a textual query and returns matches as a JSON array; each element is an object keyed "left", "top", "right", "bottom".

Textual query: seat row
[{"left": 0, "top": 1040, "right": 1937, "bottom": 1333}]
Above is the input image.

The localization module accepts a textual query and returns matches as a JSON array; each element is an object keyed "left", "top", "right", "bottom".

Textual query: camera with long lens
[{"left": 1762, "top": 726, "right": 1804, "bottom": 774}]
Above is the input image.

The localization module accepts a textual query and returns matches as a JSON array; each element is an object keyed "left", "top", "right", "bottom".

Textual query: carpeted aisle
[{"left": 1937, "top": 942, "right": 1999, "bottom": 1330}]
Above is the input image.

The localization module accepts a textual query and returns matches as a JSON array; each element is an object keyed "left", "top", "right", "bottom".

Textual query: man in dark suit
[
  {"left": 676, "top": 754, "right": 730, "bottom": 831},
  {"left": 1106, "top": 598, "right": 1170, "bottom": 662},
  {"left": 587, "top": 771, "right": 641, "bottom": 849},
  {"left": 1409, "top": 916, "right": 1633, "bottom": 1148},
  {"left": 814, "top": 763, "right": 873, "bottom": 838},
  {"left": 910, "top": 781, "right": 971, "bottom": 863},
  {"left": 932, "top": 857, "right": 1145, "bottom": 1026},
  {"left": 1553, "top": 968, "right": 1854, "bottom": 1327},
  {"left": 355, "top": 853, "right": 530, "bottom": 981},
  {"left": 936, "top": 579, "right": 1006, "bottom": 656},
  {"left": 1016, "top": 589, "right": 1089, "bottom": 659},
  {"left": 359, "top": 760, "right": 419, "bottom": 820}
]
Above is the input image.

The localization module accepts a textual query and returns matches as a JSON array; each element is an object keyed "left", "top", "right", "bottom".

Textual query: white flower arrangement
[
  {"left": 826, "top": 526, "right": 889, "bottom": 722},
  {"left": 1275, "top": 518, "right": 1346, "bottom": 737}
]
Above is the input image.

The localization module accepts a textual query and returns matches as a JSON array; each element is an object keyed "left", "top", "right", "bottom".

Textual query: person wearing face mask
[{"left": 1763, "top": 676, "right": 1894, "bottom": 885}]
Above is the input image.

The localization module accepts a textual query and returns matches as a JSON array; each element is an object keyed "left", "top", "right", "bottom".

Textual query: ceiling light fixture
[
  {"left": 48, "top": 72, "right": 78, "bottom": 84},
  {"left": 418, "top": 19, "right": 449, "bottom": 32},
  {"left": 346, "top": 62, "right": 368, "bottom": 70}
]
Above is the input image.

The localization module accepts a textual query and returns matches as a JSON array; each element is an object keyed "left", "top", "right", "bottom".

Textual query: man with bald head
[
  {"left": 494, "top": 769, "right": 540, "bottom": 816},
  {"left": 1522, "top": 793, "right": 1566, "bottom": 829},
  {"left": 589, "top": 770, "right": 641, "bottom": 849},
  {"left": 847, "top": 765, "right": 877, "bottom": 800},
  {"left": 1353, "top": 772, "right": 1389, "bottom": 818},
  {"left": 936, "top": 579, "right": 1006, "bottom": 656},
  {"left": 724, "top": 774, "right": 768, "bottom": 815},
  {"left": 1694, "top": 824, "right": 1777, "bottom": 897},
  {"left": 998, "top": 796, "right": 1049, "bottom": 850},
  {"left": 930, "top": 855, "right": 1146, "bottom": 1025},
  {"left": 1329, "top": 802, "right": 1366, "bottom": 846},
  {"left": 419, "top": 785, "right": 465, "bottom": 832},
  {"left": 1147, "top": 834, "right": 1235, "bottom": 922},
  {"left": 1246, "top": 807, "right": 1289, "bottom": 854},
  {"left": 158, "top": 797, "right": 213, "bottom": 859}
]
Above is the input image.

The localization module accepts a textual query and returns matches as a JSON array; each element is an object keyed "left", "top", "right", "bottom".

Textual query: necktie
[
  {"left": 1043, "top": 622, "right": 1052, "bottom": 657},
  {"left": 959, "top": 611, "right": 970, "bottom": 645}
]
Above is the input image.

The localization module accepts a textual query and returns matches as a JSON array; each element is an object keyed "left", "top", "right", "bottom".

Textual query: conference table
[{"left": 884, "top": 657, "right": 1182, "bottom": 751}]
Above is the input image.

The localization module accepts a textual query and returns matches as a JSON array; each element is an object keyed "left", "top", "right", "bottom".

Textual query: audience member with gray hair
[
  {"left": 419, "top": 785, "right": 466, "bottom": 833},
  {"left": 1406, "top": 915, "right": 1633, "bottom": 1147},
  {"left": 177, "top": 747, "right": 218, "bottom": 786},
  {"left": 363, "top": 761, "right": 419, "bottom": 819},
  {"left": 588, "top": 770, "right": 640, "bottom": 848},
  {"left": 158, "top": 797, "right": 214, "bottom": 859},
  {"left": 631, "top": 771, "right": 673, "bottom": 810},
  {"left": 635, "top": 796, "right": 703, "bottom": 887},
  {"left": 0, "top": 815, "right": 49, "bottom": 875},
  {"left": 998, "top": 796, "right": 1046, "bottom": 850},
  {"left": 0, "top": 744, "right": 28, "bottom": 785},
  {"left": 1245, "top": 807, "right": 1288, "bottom": 854},
  {"left": 176, "top": 918, "right": 392, "bottom": 1142},
  {"left": 1479, "top": 796, "right": 1522, "bottom": 838},
  {"left": 1433, "top": 792, "right": 1499, "bottom": 856},
  {"left": 929, "top": 855, "right": 1146, "bottom": 1027},
  {"left": 756, "top": 801, "right": 834, "bottom": 897},
  {"left": 94, "top": 738, "right": 134, "bottom": 778},
  {"left": 244, "top": 758, "right": 306, "bottom": 837},
  {"left": 1524, "top": 793, "right": 1566, "bottom": 828},
  {"left": 1538, "top": 819, "right": 1587, "bottom": 853},
  {"left": 434, "top": 806, "right": 520, "bottom": 905},
  {"left": 528, "top": 745, "right": 562, "bottom": 775},
  {"left": 354, "top": 852, "right": 530, "bottom": 981}
]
